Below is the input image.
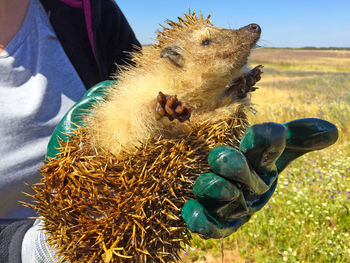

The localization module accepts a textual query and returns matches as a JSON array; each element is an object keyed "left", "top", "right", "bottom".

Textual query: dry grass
[
  {"left": 250, "top": 48, "right": 350, "bottom": 72},
  {"left": 248, "top": 48, "right": 350, "bottom": 141}
]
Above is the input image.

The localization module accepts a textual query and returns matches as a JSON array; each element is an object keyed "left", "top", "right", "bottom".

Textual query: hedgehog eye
[{"left": 201, "top": 39, "right": 211, "bottom": 46}]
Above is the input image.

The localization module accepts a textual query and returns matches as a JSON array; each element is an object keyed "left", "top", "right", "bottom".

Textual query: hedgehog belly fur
[
  {"left": 87, "top": 56, "right": 247, "bottom": 156},
  {"left": 87, "top": 64, "right": 187, "bottom": 156}
]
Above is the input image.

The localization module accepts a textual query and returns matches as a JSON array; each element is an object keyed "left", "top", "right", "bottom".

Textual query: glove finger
[
  {"left": 84, "top": 80, "right": 116, "bottom": 98},
  {"left": 245, "top": 178, "right": 278, "bottom": 212},
  {"left": 276, "top": 118, "right": 338, "bottom": 172},
  {"left": 193, "top": 173, "right": 240, "bottom": 202},
  {"left": 239, "top": 122, "right": 287, "bottom": 174},
  {"left": 192, "top": 173, "right": 278, "bottom": 219},
  {"left": 182, "top": 199, "right": 237, "bottom": 239},
  {"left": 193, "top": 173, "right": 249, "bottom": 220},
  {"left": 208, "top": 146, "right": 270, "bottom": 194}
]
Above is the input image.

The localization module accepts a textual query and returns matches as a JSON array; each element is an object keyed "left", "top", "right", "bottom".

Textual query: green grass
[
  {"left": 250, "top": 70, "right": 350, "bottom": 142},
  {"left": 183, "top": 49, "right": 350, "bottom": 263}
]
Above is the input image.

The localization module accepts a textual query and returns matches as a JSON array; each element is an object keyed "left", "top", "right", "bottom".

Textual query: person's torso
[{"left": 0, "top": 0, "right": 86, "bottom": 218}]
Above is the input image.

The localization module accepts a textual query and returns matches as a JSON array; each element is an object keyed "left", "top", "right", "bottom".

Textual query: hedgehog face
[
  {"left": 159, "top": 22, "right": 261, "bottom": 110},
  {"left": 184, "top": 23, "right": 261, "bottom": 72},
  {"left": 160, "top": 23, "right": 261, "bottom": 72}
]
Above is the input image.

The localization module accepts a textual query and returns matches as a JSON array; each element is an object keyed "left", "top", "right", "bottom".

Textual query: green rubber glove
[
  {"left": 46, "top": 80, "right": 115, "bottom": 159},
  {"left": 182, "top": 118, "right": 338, "bottom": 239}
]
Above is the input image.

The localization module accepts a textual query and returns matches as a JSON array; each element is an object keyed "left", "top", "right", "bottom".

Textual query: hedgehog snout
[
  {"left": 245, "top": 23, "right": 261, "bottom": 34},
  {"left": 237, "top": 23, "right": 261, "bottom": 48},
  {"left": 239, "top": 23, "right": 261, "bottom": 36}
]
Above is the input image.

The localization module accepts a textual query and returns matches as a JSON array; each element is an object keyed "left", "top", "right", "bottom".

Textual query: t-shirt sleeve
[{"left": 0, "top": 219, "right": 35, "bottom": 263}]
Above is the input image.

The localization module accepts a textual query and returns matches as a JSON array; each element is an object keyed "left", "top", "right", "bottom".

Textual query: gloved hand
[
  {"left": 46, "top": 80, "right": 114, "bottom": 159},
  {"left": 182, "top": 118, "right": 338, "bottom": 239}
]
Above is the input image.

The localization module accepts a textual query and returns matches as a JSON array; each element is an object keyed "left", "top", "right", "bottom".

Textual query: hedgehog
[{"left": 29, "top": 11, "right": 263, "bottom": 263}]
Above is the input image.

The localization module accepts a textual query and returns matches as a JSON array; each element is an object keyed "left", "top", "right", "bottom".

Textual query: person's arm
[{"left": 0, "top": 219, "right": 35, "bottom": 263}]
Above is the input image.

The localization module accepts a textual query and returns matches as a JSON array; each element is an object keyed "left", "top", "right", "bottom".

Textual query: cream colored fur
[{"left": 87, "top": 14, "right": 255, "bottom": 156}]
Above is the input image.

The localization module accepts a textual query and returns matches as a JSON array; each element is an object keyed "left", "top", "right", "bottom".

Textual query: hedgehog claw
[
  {"left": 155, "top": 103, "right": 166, "bottom": 120},
  {"left": 245, "top": 65, "right": 263, "bottom": 87},
  {"left": 225, "top": 64, "right": 264, "bottom": 99},
  {"left": 156, "top": 91, "right": 193, "bottom": 122}
]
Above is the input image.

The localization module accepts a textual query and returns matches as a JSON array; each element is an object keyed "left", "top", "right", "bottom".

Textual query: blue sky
[{"left": 116, "top": 0, "right": 350, "bottom": 48}]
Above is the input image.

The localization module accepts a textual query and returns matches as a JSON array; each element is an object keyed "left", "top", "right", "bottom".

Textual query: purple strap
[
  {"left": 59, "top": 0, "right": 82, "bottom": 8},
  {"left": 58, "top": 0, "right": 96, "bottom": 61},
  {"left": 83, "top": 0, "right": 96, "bottom": 60}
]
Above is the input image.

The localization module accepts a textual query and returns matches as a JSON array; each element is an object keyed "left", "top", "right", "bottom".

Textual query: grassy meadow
[{"left": 182, "top": 48, "right": 350, "bottom": 263}]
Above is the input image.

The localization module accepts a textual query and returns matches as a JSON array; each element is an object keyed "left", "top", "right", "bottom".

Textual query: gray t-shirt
[{"left": 0, "top": 0, "right": 86, "bottom": 218}]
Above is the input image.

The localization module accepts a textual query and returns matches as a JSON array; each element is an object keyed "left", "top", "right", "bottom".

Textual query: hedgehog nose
[
  {"left": 239, "top": 24, "right": 261, "bottom": 35},
  {"left": 246, "top": 23, "right": 261, "bottom": 34}
]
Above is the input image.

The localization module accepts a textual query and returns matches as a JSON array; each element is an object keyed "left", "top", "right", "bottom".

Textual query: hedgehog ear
[{"left": 160, "top": 45, "right": 185, "bottom": 67}]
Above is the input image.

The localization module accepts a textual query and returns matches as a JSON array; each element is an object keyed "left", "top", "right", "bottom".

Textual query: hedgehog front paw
[
  {"left": 245, "top": 64, "right": 264, "bottom": 87},
  {"left": 155, "top": 91, "right": 193, "bottom": 122},
  {"left": 228, "top": 64, "right": 263, "bottom": 99}
]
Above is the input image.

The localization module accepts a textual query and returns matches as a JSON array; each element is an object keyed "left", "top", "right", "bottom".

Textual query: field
[{"left": 182, "top": 49, "right": 350, "bottom": 263}]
